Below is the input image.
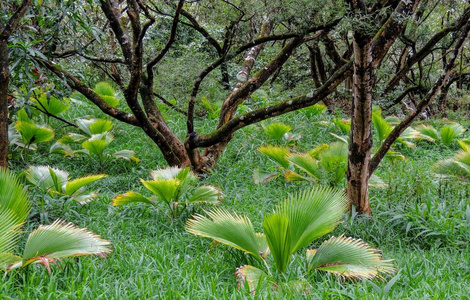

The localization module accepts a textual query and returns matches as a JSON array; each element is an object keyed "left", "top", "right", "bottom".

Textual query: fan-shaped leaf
[
  {"left": 186, "top": 208, "right": 263, "bottom": 260},
  {"left": 16, "top": 122, "right": 54, "bottom": 145},
  {"left": 415, "top": 124, "right": 438, "bottom": 142},
  {"left": 253, "top": 169, "right": 278, "bottom": 184},
  {"left": 440, "top": 126, "right": 458, "bottom": 147},
  {"left": 276, "top": 187, "right": 347, "bottom": 255},
  {"left": 22, "top": 220, "right": 112, "bottom": 268},
  {"left": 141, "top": 179, "right": 180, "bottom": 204},
  {"left": 112, "top": 191, "right": 154, "bottom": 206},
  {"left": 258, "top": 146, "right": 290, "bottom": 169},
  {"left": 26, "top": 166, "right": 69, "bottom": 194},
  {"left": 50, "top": 142, "right": 75, "bottom": 157},
  {"left": 236, "top": 265, "right": 268, "bottom": 293},
  {"left": 0, "top": 169, "right": 30, "bottom": 224},
  {"left": 150, "top": 166, "right": 182, "bottom": 180},
  {"left": 372, "top": 111, "right": 393, "bottom": 142},
  {"left": 65, "top": 174, "right": 107, "bottom": 196},
  {"left": 264, "top": 123, "right": 291, "bottom": 140},
  {"left": 287, "top": 153, "right": 320, "bottom": 181},
  {"left": 307, "top": 235, "right": 395, "bottom": 280},
  {"left": 112, "top": 150, "right": 139, "bottom": 162},
  {"left": 31, "top": 93, "right": 69, "bottom": 115},
  {"left": 187, "top": 186, "right": 222, "bottom": 204},
  {"left": 432, "top": 151, "right": 470, "bottom": 179},
  {"left": 82, "top": 133, "right": 113, "bottom": 156},
  {"left": 262, "top": 213, "right": 291, "bottom": 272},
  {"left": 93, "top": 82, "right": 115, "bottom": 96}
]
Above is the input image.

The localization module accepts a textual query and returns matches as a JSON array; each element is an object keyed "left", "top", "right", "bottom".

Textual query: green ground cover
[{"left": 1, "top": 103, "right": 469, "bottom": 299}]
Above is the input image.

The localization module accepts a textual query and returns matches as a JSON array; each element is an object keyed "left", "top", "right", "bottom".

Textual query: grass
[{"left": 2, "top": 102, "right": 469, "bottom": 299}]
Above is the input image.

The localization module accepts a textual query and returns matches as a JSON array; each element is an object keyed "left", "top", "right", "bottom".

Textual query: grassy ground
[{"left": 1, "top": 102, "right": 469, "bottom": 299}]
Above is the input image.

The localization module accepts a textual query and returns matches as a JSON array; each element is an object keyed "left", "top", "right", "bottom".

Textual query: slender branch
[
  {"left": 0, "top": 0, "right": 32, "bottom": 40},
  {"left": 370, "top": 19, "right": 470, "bottom": 175}
]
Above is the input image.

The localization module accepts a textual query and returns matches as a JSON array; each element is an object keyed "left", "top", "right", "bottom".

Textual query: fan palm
[
  {"left": 432, "top": 150, "right": 470, "bottom": 180},
  {"left": 25, "top": 166, "right": 107, "bottom": 204},
  {"left": 415, "top": 122, "right": 466, "bottom": 147},
  {"left": 0, "top": 169, "right": 111, "bottom": 272},
  {"left": 186, "top": 187, "right": 394, "bottom": 292},
  {"left": 113, "top": 167, "right": 222, "bottom": 218}
]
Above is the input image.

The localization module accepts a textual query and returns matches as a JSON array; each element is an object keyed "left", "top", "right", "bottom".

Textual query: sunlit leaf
[
  {"left": 307, "top": 235, "right": 395, "bottom": 280},
  {"left": 258, "top": 146, "right": 290, "bottom": 169},
  {"left": 187, "top": 186, "right": 222, "bottom": 204},
  {"left": 141, "top": 179, "right": 180, "bottom": 204},
  {"left": 262, "top": 213, "right": 291, "bottom": 272},
  {"left": 65, "top": 174, "right": 107, "bottom": 196},
  {"left": 112, "top": 150, "right": 139, "bottom": 162},
  {"left": 253, "top": 169, "right": 278, "bottom": 184},
  {"left": 236, "top": 265, "right": 268, "bottom": 293},
  {"left": 112, "top": 191, "right": 155, "bottom": 206},
  {"left": 264, "top": 123, "right": 291, "bottom": 140}
]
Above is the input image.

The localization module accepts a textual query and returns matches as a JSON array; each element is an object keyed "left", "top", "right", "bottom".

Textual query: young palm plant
[
  {"left": 113, "top": 167, "right": 222, "bottom": 219},
  {"left": 25, "top": 166, "right": 107, "bottom": 205},
  {"left": 415, "top": 122, "right": 467, "bottom": 147},
  {"left": 186, "top": 187, "right": 394, "bottom": 293},
  {"left": 432, "top": 149, "right": 470, "bottom": 180},
  {"left": 0, "top": 169, "right": 111, "bottom": 273}
]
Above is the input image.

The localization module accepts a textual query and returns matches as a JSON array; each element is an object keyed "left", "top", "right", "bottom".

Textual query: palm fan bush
[
  {"left": 11, "top": 108, "right": 54, "bottom": 150},
  {"left": 113, "top": 167, "right": 223, "bottom": 219},
  {"left": 0, "top": 169, "right": 111, "bottom": 272},
  {"left": 186, "top": 187, "right": 394, "bottom": 293},
  {"left": 415, "top": 122, "right": 466, "bottom": 147},
  {"left": 25, "top": 166, "right": 107, "bottom": 205},
  {"left": 50, "top": 117, "right": 139, "bottom": 164},
  {"left": 432, "top": 150, "right": 470, "bottom": 180}
]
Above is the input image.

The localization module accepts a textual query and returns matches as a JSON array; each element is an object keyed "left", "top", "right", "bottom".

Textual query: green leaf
[
  {"left": 50, "top": 142, "right": 75, "bottom": 157},
  {"left": 150, "top": 166, "right": 182, "bottom": 180},
  {"left": 16, "top": 122, "right": 54, "bottom": 145},
  {"left": 264, "top": 123, "right": 291, "bottom": 140},
  {"left": 333, "top": 118, "right": 351, "bottom": 134},
  {"left": 440, "top": 126, "right": 458, "bottom": 147},
  {"left": 0, "top": 209, "right": 22, "bottom": 257},
  {"left": 82, "top": 133, "right": 114, "bottom": 156},
  {"left": 65, "top": 174, "right": 107, "bottom": 196},
  {"left": 187, "top": 186, "right": 222, "bottom": 204},
  {"left": 457, "top": 139, "right": 470, "bottom": 152},
  {"left": 26, "top": 166, "right": 69, "bottom": 194},
  {"left": 253, "top": 169, "right": 278, "bottom": 184},
  {"left": 258, "top": 146, "right": 290, "bottom": 169},
  {"left": 112, "top": 150, "right": 139, "bottom": 162},
  {"left": 186, "top": 208, "right": 263, "bottom": 261},
  {"left": 372, "top": 110, "right": 393, "bottom": 142},
  {"left": 94, "top": 82, "right": 115, "bottom": 96},
  {"left": 276, "top": 187, "right": 347, "bottom": 254},
  {"left": 432, "top": 151, "right": 470, "bottom": 180},
  {"left": 112, "top": 191, "right": 155, "bottom": 206},
  {"left": 307, "top": 235, "right": 395, "bottom": 280},
  {"left": 262, "top": 213, "right": 291, "bottom": 273},
  {"left": 235, "top": 265, "right": 268, "bottom": 293},
  {"left": 22, "top": 220, "right": 112, "bottom": 269},
  {"left": 70, "top": 192, "right": 99, "bottom": 205},
  {"left": 31, "top": 92, "right": 69, "bottom": 115},
  {"left": 77, "top": 119, "right": 113, "bottom": 136},
  {"left": 287, "top": 153, "right": 320, "bottom": 181},
  {"left": 0, "top": 169, "right": 31, "bottom": 225},
  {"left": 141, "top": 179, "right": 180, "bottom": 204},
  {"left": 59, "top": 133, "right": 87, "bottom": 144},
  {"left": 415, "top": 124, "right": 438, "bottom": 142},
  {"left": 101, "top": 95, "right": 120, "bottom": 107}
]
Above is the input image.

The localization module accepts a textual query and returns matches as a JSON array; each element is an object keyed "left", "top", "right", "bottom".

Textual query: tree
[
  {"left": 0, "top": 0, "right": 32, "bottom": 169},
  {"left": 10, "top": 0, "right": 469, "bottom": 214}
]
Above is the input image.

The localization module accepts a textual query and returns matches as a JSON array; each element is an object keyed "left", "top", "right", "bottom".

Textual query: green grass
[{"left": 2, "top": 103, "right": 469, "bottom": 299}]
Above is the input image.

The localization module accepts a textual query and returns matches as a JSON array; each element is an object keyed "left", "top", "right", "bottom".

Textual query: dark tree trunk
[
  {"left": 0, "top": 41, "right": 9, "bottom": 169},
  {"left": 347, "top": 35, "right": 374, "bottom": 215}
]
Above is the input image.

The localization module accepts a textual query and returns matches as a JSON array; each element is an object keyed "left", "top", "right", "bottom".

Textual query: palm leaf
[
  {"left": 16, "top": 122, "right": 54, "bottom": 144},
  {"left": 22, "top": 220, "right": 112, "bottom": 269},
  {"left": 89, "top": 119, "right": 113, "bottom": 134},
  {"left": 262, "top": 213, "right": 291, "bottom": 272},
  {"left": 186, "top": 208, "right": 263, "bottom": 261},
  {"left": 0, "top": 253, "right": 22, "bottom": 271},
  {"left": 112, "top": 150, "right": 139, "bottom": 162},
  {"left": 150, "top": 166, "right": 182, "bottom": 180},
  {"left": 440, "top": 126, "right": 458, "bottom": 147},
  {"left": 236, "top": 265, "right": 268, "bottom": 293},
  {"left": 333, "top": 118, "right": 351, "bottom": 134},
  {"left": 94, "top": 82, "right": 120, "bottom": 107},
  {"left": 287, "top": 153, "right": 320, "bottom": 181},
  {"left": 26, "top": 166, "right": 69, "bottom": 194},
  {"left": 264, "top": 123, "right": 292, "bottom": 140},
  {"left": 276, "top": 187, "right": 347, "bottom": 254},
  {"left": 50, "top": 142, "right": 75, "bottom": 157},
  {"left": 0, "top": 169, "right": 30, "bottom": 224},
  {"left": 31, "top": 93, "right": 69, "bottom": 115},
  {"left": 308, "top": 144, "right": 330, "bottom": 159},
  {"left": 258, "top": 146, "right": 290, "bottom": 169},
  {"left": 0, "top": 209, "right": 22, "bottom": 256},
  {"left": 112, "top": 191, "right": 155, "bottom": 206},
  {"left": 457, "top": 139, "right": 470, "bottom": 152},
  {"left": 65, "top": 174, "right": 107, "bottom": 196},
  {"left": 187, "top": 186, "right": 222, "bottom": 204},
  {"left": 372, "top": 110, "right": 393, "bottom": 142},
  {"left": 253, "top": 169, "right": 278, "bottom": 184},
  {"left": 415, "top": 124, "right": 438, "bottom": 142},
  {"left": 141, "top": 179, "right": 180, "bottom": 204},
  {"left": 307, "top": 235, "right": 395, "bottom": 280},
  {"left": 82, "top": 133, "right": 114, "bottom": 156},
  {"left": 70, "top": 192, "right": 99, "bottom": 205},
  {"left": 432, "top": 151, "right": 470, "bottom": 179}
]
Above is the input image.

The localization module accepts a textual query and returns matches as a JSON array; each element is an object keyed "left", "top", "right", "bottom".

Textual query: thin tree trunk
[
  {"left": 0, "top": 41, "right": 9, "bottom": 169},
  {"left": 347, "top": 36, "right": 374, "bottom": 215}
]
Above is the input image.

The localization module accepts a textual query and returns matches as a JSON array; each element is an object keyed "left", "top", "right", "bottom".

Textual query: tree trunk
[
  {"left": 347, "top": 35, "right": 374, "bottom": 215},
  {"left": 0, "top": 40, "right": 9, "bottom": 169}
]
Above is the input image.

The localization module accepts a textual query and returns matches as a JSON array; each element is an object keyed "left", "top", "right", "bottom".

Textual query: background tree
[
  {"left": 0, "top": 0, "right": 32, "bottom": 169},
  {"left": 8, "top": 0, "right": 469, "bottom": 214}
]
